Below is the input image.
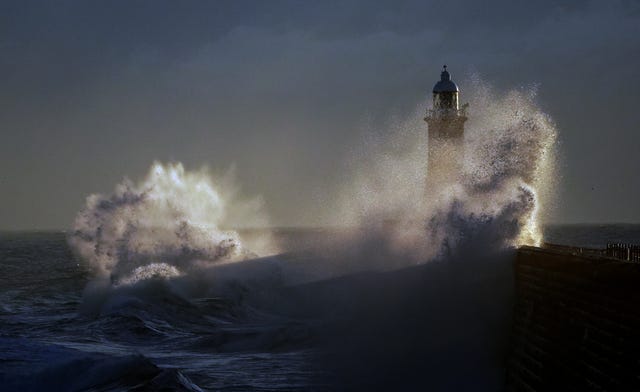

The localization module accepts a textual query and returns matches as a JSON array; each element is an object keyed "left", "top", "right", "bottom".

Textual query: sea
[{"left": 1, "top": 225, "right": 639, "bottom": 391}]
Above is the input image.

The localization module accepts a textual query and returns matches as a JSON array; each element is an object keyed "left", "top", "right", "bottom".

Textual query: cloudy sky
[{"left": 1, "top": 0, "right": 639, "bottom": 229}]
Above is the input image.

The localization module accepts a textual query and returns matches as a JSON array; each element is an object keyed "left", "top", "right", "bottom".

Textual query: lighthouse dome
[{"left": 433, "top": 66, "right": 459, "bottom": 93}]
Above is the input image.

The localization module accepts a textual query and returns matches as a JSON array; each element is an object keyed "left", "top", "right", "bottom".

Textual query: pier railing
[
  {"left": 542, "top": 242, "right": 640, "bottom": 262},
  {"left": 606, "top": 243, "right": 640, "bottom": 262}
]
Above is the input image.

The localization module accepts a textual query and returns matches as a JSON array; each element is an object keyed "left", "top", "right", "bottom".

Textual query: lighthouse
[{"left": 424, "top": 65, "right": 467, "bottom": 190}]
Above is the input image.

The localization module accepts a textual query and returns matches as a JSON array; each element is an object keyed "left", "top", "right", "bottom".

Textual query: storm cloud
[{"left": 1, "top": 0, "right": 639, "bottom": 229}]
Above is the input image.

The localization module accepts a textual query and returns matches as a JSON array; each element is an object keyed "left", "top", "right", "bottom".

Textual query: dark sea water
[{"left": 0, "top": 225, "right": 638, "bottom": 391}]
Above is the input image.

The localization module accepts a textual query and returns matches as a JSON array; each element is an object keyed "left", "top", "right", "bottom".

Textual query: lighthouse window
[{"left": 440, "top": 93, "right": 453, "bottom": 109}]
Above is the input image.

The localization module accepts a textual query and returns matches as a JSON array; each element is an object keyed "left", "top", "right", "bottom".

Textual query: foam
[{"left": 69, "top": 162, "right": 275, "bottom": 284}]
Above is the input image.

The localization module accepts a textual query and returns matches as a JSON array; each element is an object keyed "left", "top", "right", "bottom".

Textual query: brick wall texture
[{"left": 506, "top": 246, "right": 640, "bottom": 391}]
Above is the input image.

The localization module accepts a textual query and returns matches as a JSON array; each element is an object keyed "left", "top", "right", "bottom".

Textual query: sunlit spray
[
  {"left": 69, "top": 162, "right": 277, "bottom": 285},
  {"left": 332, "top": 75, "right": 556, "bottom": 264}
]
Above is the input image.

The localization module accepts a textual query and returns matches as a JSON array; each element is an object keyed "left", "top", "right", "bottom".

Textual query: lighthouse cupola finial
[{"left": 441, "top": 65, "right": 450, "bottom": 81}]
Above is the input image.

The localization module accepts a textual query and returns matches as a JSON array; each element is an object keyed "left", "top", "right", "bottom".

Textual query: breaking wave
[
  {"left": 69, "top": 162, "right": 275, "bottom": 286},
  {"left": 333, "top": 76, "right": 556, "bottom": 264}
]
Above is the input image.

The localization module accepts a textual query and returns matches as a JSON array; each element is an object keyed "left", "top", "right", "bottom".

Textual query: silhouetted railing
[
  {"left": 425, "top": 107, "right": 467, "bottom": 120},
  {"left": 606, "top": 243, "right": 640, "bottom": 262},
  {"left": 541, "top": 242, "right": 640, "bottom": 262}
]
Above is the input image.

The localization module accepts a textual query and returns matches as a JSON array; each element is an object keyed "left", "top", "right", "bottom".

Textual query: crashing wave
[
  {"left": 332, "top": 77, "right": 556, "bottom": 264},
  {"left": 69, "top": 162, "right": 274, "bottom": 284}
]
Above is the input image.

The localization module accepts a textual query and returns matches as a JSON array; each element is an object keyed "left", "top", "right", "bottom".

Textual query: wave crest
[{"left": 69, "top": 162, "right": 273, "bottom": 281}]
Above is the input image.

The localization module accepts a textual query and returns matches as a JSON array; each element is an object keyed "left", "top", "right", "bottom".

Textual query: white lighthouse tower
[{"left": 424, "top": 65, "right": 467, "bottom": 190}]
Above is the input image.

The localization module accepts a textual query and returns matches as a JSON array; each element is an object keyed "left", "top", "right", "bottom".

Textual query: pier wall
[{"left": 507, "top": 246, "right": 640, "bottom": 390}]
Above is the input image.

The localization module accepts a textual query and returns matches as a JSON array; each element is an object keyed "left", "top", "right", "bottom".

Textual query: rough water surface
[{"left": 1, "top": 226, "right": 635, "bottom": 391}]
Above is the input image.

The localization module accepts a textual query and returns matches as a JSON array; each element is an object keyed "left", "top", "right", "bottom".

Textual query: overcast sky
[{"left": 1, "top": 0, "right": 639, "bottom": 229}]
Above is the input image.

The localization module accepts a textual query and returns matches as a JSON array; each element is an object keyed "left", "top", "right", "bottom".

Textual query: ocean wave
[{"left": 0, "top": 338, "right": 203, "bottom": 392}]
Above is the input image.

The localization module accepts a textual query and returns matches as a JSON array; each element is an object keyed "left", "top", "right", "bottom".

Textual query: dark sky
[{"left": 1, "top": 0, "right": 639, "bottom": 229}]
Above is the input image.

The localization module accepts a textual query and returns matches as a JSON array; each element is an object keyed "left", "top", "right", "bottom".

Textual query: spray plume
[
  {"left": 69, "top": 78, "right": 556, "bottom": 286},
  {"left": 69, "top": 162, "right": 275, "bottom": 284},
  {"left": 333, "top": 77, "right": 556, "bottom": 264}
]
